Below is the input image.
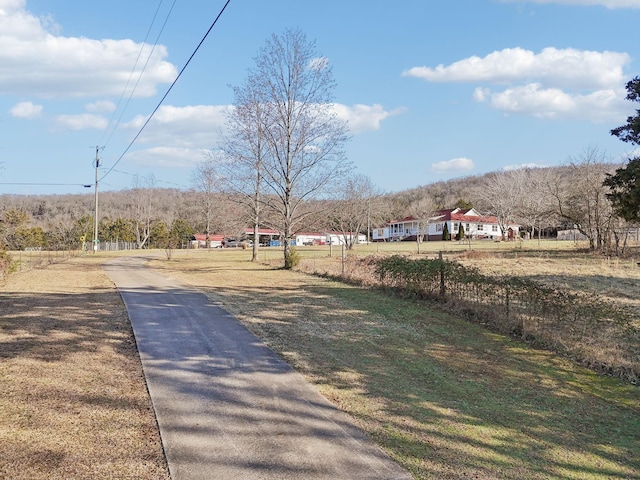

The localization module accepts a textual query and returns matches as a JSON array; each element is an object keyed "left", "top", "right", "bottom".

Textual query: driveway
[{"left": 103, "top": 256, "right": 411, "bottom": 480}]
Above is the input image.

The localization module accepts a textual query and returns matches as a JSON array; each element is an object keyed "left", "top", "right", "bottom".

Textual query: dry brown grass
[
  {"left": 150, "top": 248, "right": 640, "bottom": 479},
  {"left": 454, "top": 250, "right": 640, "bottom": 319},
  {"left": 2, "top": 244, "right": 638, "bottom": 479},
  {"left": 294, "top": 242, "right": 640, "bottom": 321},
  {"left": 0, "top": 254, "right": 169, "bottom": 480}
]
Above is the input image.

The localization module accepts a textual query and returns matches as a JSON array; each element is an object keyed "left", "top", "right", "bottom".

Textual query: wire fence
[
  {"left": 298, "top": 252, "right": 639, "bottom": 384},
  {"left": 0, "top": 248, "right": 84, "bottom": 281}
]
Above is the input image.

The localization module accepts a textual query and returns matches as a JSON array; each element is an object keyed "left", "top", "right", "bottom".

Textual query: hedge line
[{"left": 369, "top": 255, "right": 639, "bottom": 384}]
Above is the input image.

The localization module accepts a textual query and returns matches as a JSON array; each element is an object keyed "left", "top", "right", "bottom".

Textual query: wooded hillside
[{"left": 1, "top": 152, "right": 637, "bottom": 255}]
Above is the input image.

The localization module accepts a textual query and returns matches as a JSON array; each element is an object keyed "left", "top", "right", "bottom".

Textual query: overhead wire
[
  {"left": 0, "top": 182, "right": 89, "bottom": 187},
  {"left": 99, "top": 0, "right": 164, "bottom": 147},
  {"left": 101, "top": 0, "right": 178, "bottom": 148},
  {"left": 111, "top": 168, "right": 189, "bottom": 188},
  {"left": 99, "top": 0, "right": 233, "bottom": 184}
]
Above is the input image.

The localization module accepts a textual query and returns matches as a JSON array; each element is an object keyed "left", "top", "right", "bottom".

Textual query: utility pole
[{"left": 92, "top": 146, "right": 103, "bottom": 253}]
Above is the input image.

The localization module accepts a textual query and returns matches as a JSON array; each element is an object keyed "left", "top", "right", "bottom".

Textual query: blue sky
[{"left": 1, "top": 0, "right": 639, "bottom": 195}]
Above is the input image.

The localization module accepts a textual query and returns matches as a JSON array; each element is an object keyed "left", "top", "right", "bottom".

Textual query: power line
[
  {"left": 99, "top": 0, "right": 233, "bottom": 183},
  {"left": 101, "top": 0, "right": 178, "bottom": 148},
  {"left": 100, "top": 0, "right": 164, "bottom": 146},
  {"left": 111, "top": 168, "right": 189, "bottom": 188},
  {"left": 0, "top": 182, "right": 89, "bottom": 187}
]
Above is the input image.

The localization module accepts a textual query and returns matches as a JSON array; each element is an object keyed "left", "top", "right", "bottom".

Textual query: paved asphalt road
[{"left": 103, "top": 256, "right": 411, "bottom": 480}]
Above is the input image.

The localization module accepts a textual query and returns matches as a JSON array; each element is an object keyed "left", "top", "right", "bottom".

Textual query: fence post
[
  {"left": 505, "top": 285, "right": 510, "bottom": 323},
  {"left": 439, "top": 251, "right": 445, "bottom": 296}
]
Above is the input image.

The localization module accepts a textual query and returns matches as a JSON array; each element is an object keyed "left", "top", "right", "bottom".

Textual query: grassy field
[
  {"left": 0, "top": 255, "right": 169, "bottom": 480},
  {"left": 150, "top": 243, "right": 639, "bottom": 480},
  {"left": 1, "top": 241, "right": 639, "bottom": 479},
  {"left": 289, "top": 239, "right": 640, "bottom": 319}
]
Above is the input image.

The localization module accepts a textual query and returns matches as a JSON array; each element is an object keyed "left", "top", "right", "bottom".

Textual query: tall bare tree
[
  {"left": 218, "top": 77, "right": 268, "bottom": 261},
  {"left": 129, "top": 174, "right": 157, "bottom": 249},
  {"left": 547, "top": 147, "right": 618, "bottom": 251},
  {"left": 407, "top": 195, "right": 438, "bottom": 253},
  {"left": 473, "top": 170, "right": 520, "bottom": 240},
  {"left": 191, "top": 155, "right": 220, "bottom": 248},
  {"left": 510, "top": 167, "right": 556, "bottom": 243},
  {"left": 229, "top": 28, "right": 351, "bottom": 268},
  {"left": 330, "top": 174, "right": 381, "bottom": 250}
]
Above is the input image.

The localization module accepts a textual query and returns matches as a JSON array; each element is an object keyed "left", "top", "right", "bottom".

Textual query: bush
[
  {"left": 0, "top": 249, "right": 17, "bottom": 282},
  {"left": 284, "top": 247, "right": 301, "bottom": 269}
]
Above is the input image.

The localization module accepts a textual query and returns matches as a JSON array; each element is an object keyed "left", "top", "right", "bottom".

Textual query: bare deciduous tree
[
  {"left": 473, "top": 171, "right": 520, "bottom": 240},
  {"left": 129, "top": 174, "right": 157, "bottom": 249},
  {"left": 218, "top": 78, "right": 269, "bottom": 261},
  {"left": 330, "top": 174, "right": 380, "bottom": 250},
  {"left": 228, "top": 28, "right": 351, "bottom": 268},
  {"left": 407, "top": 195, "right": 438, "bottom": 253},
  {"left": 548, "top": 147, "right": 618, "bottom": 251},
  {"left": 191, "top": 155, "right": 220, "bottom": 248},
  {"left": 510, "top": 167, "right": 556, "bottom": 243}
]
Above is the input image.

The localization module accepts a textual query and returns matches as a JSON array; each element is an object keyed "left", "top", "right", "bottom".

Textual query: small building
[
  {"left": 295, "top": 232, "right": 327, "bottom": 246},
  {"left": 242, "top": 228, "right": 281, "bottom": 246},
  {"left": 294, "top": 231, "right": 366, "bottom": 246},
  {"left": 556, "top": 229, "right": 588, "bottom": 241},
  {"left": 325, "top": 231, "right": 367, "bottom": 245},
  {"left": 191, "top": 234, "right": 224, "bottom": 248}
]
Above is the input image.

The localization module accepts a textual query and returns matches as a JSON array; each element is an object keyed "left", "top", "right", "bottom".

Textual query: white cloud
[
  {"left": 9, "top": 100, "right": 42, "bottom": 118},
  {"left": 55, "top": 113, "right": 108, "bottom": 130},
  {"left": 432, "top": 157, "right": 475, "bottom": 173},
  {"left": 403, "top": 47, "right": 628, "bottom": 89},
  {"left": 499, "top": 0, "right": 640, "bottom": 8},
  {"left": 474, "top": 83, "right": 625, "bottom": 121},
  {"left": 85, "top": 100, "right": 116, "bottom": 113},
  {"left": 0, "top": 1, "right": 177, "bottom": 98},
  {"left": 405, "top": 47, "right": 632, "bottom": 121},
  {"left": 332, "top": 103, "right": 405, "bottom": 133},
  {"left": 127, "top": 146, "right": 207, "bottom": 169},
  {"left": 119, "top": 102, "right": 400, "bottom": 171},
  {"left": 125, "top": 104, "right": 230, "bottom": 148}
]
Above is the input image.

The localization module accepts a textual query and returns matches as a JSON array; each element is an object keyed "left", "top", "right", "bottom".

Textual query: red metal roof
[
  {"left": 192, "top": 234, "right": 225, "bottom": 241},
  {"left": 388, "top": 208, "right": 519, "bottom": 226}
]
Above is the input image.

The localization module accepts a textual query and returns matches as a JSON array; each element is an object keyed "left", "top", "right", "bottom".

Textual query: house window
[
  {"left": 466, "top": 223, "right": 470, "bottom": 230},
  {"left": 492, "top": 225, "right": 498, "bottom": 232},
  {"left": 477, "top": 224, "right": 484, "bottom": 231},
  {"left": 436, "top": 223, "right": 443, "bottom": 232},
  {"left": 453, "top": 223, "right": 458, "bottom": 230}
]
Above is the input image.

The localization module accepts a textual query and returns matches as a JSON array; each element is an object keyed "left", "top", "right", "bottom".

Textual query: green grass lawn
[{"left": 152, "top": 248, "right": 640, "bottom": 480}]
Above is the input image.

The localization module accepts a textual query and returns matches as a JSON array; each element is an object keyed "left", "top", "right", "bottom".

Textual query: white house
[{"left": 373, "top": 208, "right": 520, "bottom": 241}]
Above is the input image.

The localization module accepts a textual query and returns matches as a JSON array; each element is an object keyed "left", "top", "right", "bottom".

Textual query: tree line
[{"left": 1, "top": 152, "right": 637, "bottom": 256}]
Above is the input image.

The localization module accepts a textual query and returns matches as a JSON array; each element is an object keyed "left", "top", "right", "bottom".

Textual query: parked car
[{"left": 225, "top": 239, "right": 252, "bottom": 248}]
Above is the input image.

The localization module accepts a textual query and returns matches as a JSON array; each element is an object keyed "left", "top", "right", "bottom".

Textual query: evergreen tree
[
  {"left": 605, "top": 76, "right": 640, "bottom": 223},
  {"left": 442, "top": 222, "right": 450, "bottom": 241}
]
